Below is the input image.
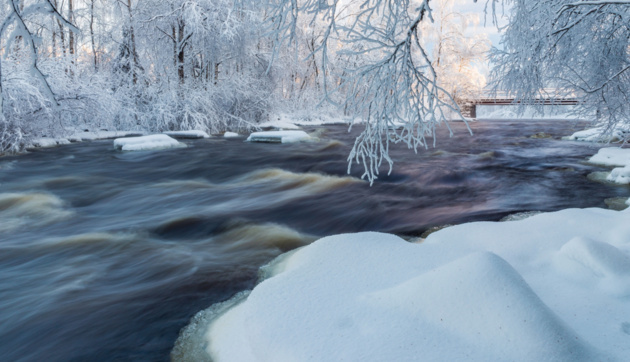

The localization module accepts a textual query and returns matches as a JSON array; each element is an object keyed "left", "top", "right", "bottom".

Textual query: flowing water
[{"left": 0, "top": 119, "right": 628, "bottom": 361}]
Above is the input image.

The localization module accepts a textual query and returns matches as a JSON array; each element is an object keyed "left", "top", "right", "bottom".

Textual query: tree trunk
[
  {"left": 68, "top": 0, "right": 75, "bottom": 75},
  {"left": 177, "top": 18, "right": 185, "bottom": 84},
  {"left": 89, "top": 0, "right": 98, "bottom": 70}
]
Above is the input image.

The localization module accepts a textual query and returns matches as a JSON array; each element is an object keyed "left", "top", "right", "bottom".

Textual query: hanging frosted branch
[{"left": 265, "top": 0, "right": 468, "bottom": 184}]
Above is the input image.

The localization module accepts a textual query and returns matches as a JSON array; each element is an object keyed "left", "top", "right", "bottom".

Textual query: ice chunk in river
[
  {"left": 113, "top": 134, "right": 185, "bottom": 151},
  {"left": 162, "top": 130, "right": 210, "bottom": 139},
  {"left": 588, "top": 147, "right": 630, "bottom": 167},
  {"left": 246, "top": 130, "right": 311, "bottom": 144}
]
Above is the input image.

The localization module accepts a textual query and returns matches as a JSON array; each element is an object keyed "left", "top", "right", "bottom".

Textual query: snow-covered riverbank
[{"left": 193, "top": 206, "right": 630, "bottom": 361}]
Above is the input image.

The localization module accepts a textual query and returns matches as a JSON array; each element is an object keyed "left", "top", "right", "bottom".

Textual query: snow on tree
[{"left": 490, "top": 0, "right": 630, "bottom": 140}]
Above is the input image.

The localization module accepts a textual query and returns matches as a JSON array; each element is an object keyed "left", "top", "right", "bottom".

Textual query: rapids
[{"left": 0, "top": 119, "right": 628, "bottom": 361}]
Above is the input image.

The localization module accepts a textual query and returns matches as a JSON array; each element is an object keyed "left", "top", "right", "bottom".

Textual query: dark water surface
[{"left": 0, "top": 120, "right": 628, "bottom": 361}]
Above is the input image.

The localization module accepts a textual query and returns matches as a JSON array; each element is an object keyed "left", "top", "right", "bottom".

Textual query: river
[{"left": 0, "top": 119, "right": 627, "bottom": 361}]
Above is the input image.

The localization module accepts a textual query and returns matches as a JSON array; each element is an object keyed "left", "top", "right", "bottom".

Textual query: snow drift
[{"left": 173, "top": 207, "right": 630, "bottom": 361}]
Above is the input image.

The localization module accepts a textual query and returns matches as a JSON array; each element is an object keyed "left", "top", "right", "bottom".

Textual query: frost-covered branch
[{"left": 266, "top": 0, "right": 468, "bottom": 183}]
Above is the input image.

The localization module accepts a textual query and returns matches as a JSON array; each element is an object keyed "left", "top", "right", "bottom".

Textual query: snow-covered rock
[
  {"left": 246, "top": 130, "right": 311, "bottom": 144},
  {"left": 113, "top": 134, "right": 185, "bottom": 151},
  {"left": 607, "top": 165, "right": 630, "bottom": 184},
  {"left": 564, "top": 126, "right": 628, "bottom": 143},
  {"left": 223, "top": 132, "right": 240, "bottom": 138},
  {"left": 188, "top": 208, "right": 630, "bottom": 362},
  {"left": 163, "top": 130, "right": 210, "bottom": 139},
  {"left": 588, "top": 147, "right": 630, "bottom": 167}
]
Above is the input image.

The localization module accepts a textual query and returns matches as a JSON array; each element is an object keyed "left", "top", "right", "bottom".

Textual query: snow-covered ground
[
  {"left": 476, "top": 105, "right": 587, "bottom": 120},
  {"left": 202, "top": 207, "right": 630, "bottom": 361},
  {"left": 113, "top": 134, "right": 185, "bottom": 151},
  {"left": 246, "top": 130, "right": 312, "bottom": 144},
  {"left": 223, "top": 132, "right": 240, "bottom": 138}
]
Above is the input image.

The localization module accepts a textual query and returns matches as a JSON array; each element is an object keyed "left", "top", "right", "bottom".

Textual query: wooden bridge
[{"left": 459, "top": 97, "right": 579, "bottom": 118}]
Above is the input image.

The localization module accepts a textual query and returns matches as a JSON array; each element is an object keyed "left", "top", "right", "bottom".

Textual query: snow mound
[
  {"left": 163, "top": 130, "right": 210, "bottom": 139},
  {"left": 607, "top": 165, "right": 630, "bottom": 184},
  {"left": 183, "top": 207, "right": 630, "bottom": 361},
  {"left": 588, "top": 147, "right": 630, "bottom": 167},
  {"left": 557, "top": 237, "right": 630, "bottom": 296},
  {"left": 113, "top": 134, "right": 185, "bottom": 151},
  {"left": 246, "top": 131, "right": 311, "bottom": 144},
  {"left": 223, "top": 132, "right": 240, "bottom": 138}
]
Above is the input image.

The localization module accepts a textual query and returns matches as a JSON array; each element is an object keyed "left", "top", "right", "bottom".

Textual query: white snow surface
[
  {"left": 113, "top": 134, "right": 185, "bottom": 151},
  {"left": 223, "top": 132, "right": 240, "bottom": 138},
  {"left": 162, "top": 130, "right": 209, "bottom": 139},
  {"left": 246, "top": 130, "right": 311, "bottom": 144},
  {"left": 588, "top": 147, "right": 630, "bottom": 167},
  {"left": 476, "top": 105, "right": 585, "bottom": 120},
  {"left": 206, "top": 208, "right": 630, "bottom": 361}
]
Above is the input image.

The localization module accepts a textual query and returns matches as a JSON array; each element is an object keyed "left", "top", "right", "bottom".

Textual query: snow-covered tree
[{"left": 490, "top": 0, "right": 630, "bottom": 139}]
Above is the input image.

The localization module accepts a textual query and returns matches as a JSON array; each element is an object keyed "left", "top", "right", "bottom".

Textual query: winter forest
[{"left": 2, "top": 0, "right": 627, "bottom": 174}]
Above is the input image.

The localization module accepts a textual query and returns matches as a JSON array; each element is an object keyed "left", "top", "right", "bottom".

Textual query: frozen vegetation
[{"left": 198, "top": 206, "right": 630, "bottom": 361}]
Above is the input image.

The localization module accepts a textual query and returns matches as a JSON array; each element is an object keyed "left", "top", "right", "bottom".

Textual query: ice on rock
[
  {"left": 607, "top": 165, "right": 630, "bottom": 184},
  {"left": 246, "top": 130, "right": 311, "bottom": 144},
  {"left": 163, "top": 130, "right": 210, "bottom": 139},
  {"left": 223, "top": 132, "right": 240, "bottom": 138},
  {"left": 113, "top": 134, "right": 185, "bottom": 151},
  {"left": 588, "top": 147, "right": 630, "bottom": 167}
]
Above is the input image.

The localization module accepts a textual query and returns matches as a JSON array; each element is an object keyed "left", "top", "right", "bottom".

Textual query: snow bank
[
  {"left": 113, "top": 134, "right": 185, "bottom": 151},
  {"left": 223, "top": 132, "right": 240, "bottom": 138},
  {"left": 260, "top": 113, "right": 351, "bottom": 130},
  {"left": 195, "top": 208, "right": 629, "bottom": 361},
  {"left": 564, "top": 126, "right": 628, "bottom": 143},
  {"left": 27, "top": 138, "right": 71, "bottom": 149},
  {"left": 588, "top": 147, "right": 630, "bottom": 167},
  {"left": 69, "top": 130, "right": 145, "bottom": 141},
  {"left": 476, "top": 105, "right": 585, "bottom": 120},
  {"left": 163, "top": 130, "right": 210, "bottom": 139},
  {"left": 246, "top": 131, "right": 311, "bottom": 144}
]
